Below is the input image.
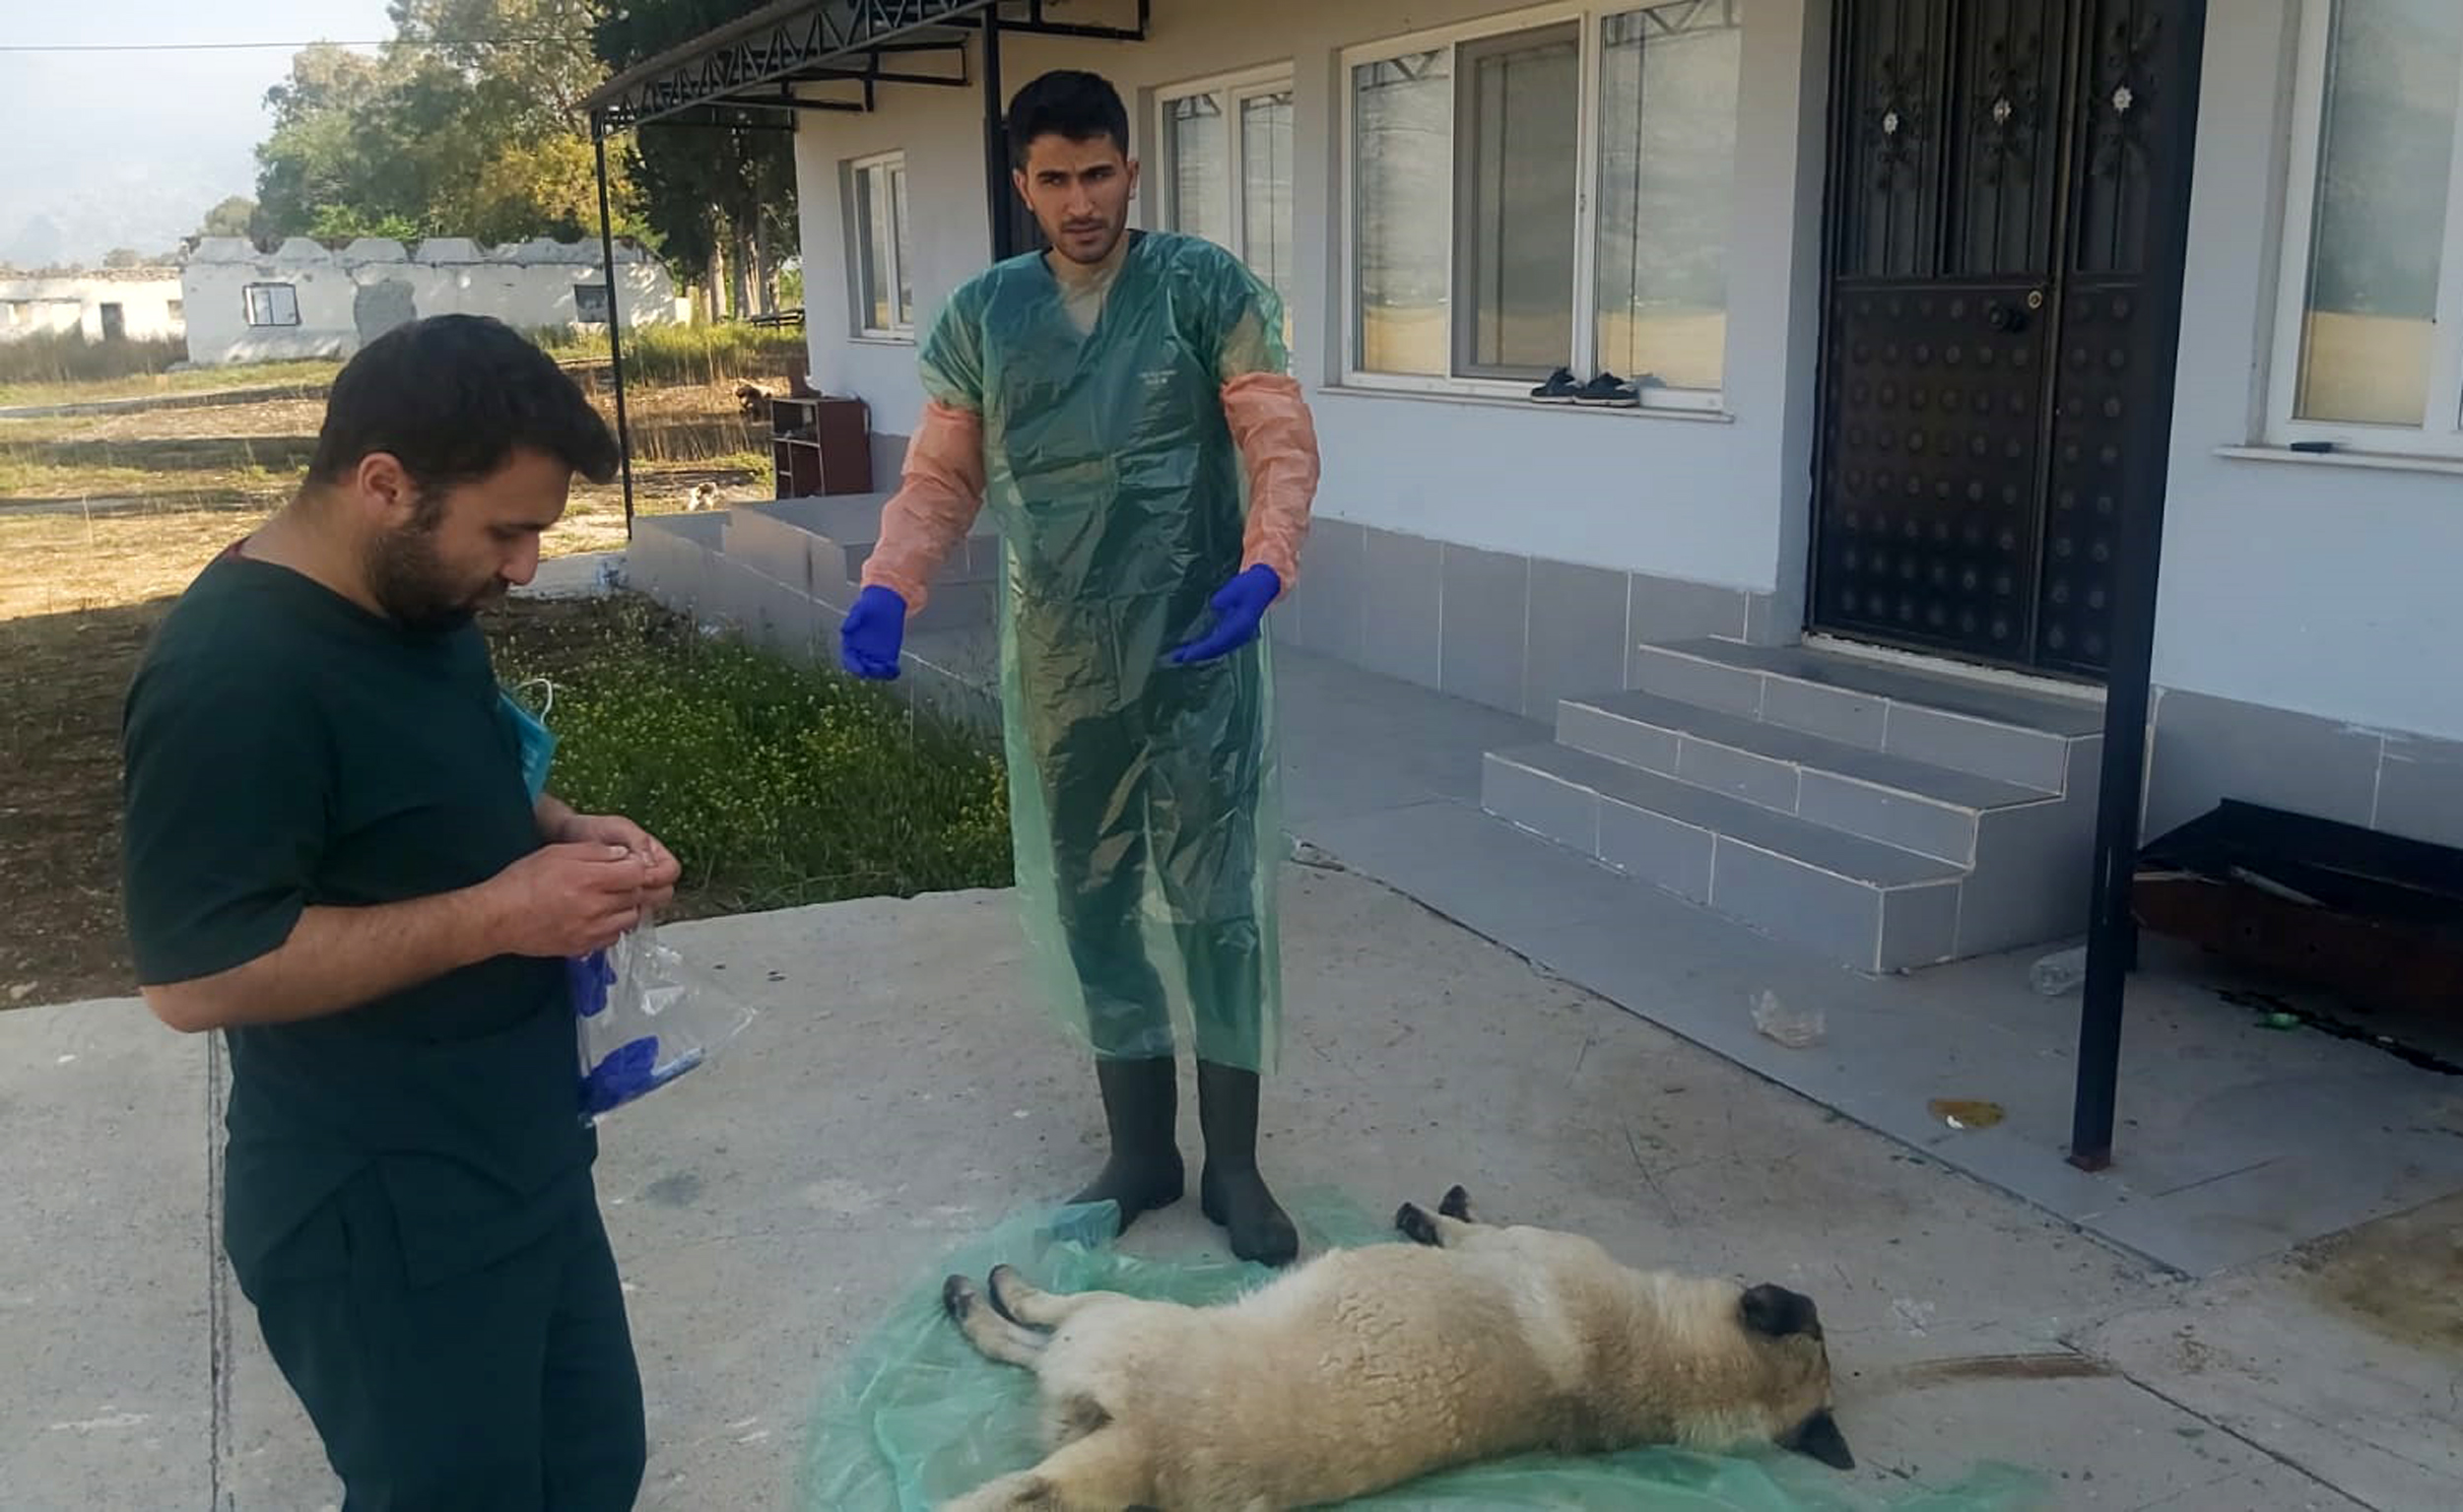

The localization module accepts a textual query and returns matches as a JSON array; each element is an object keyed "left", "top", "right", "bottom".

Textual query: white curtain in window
[{"left": 1354, "top": 51, "right": 1454, "bottom": 376}]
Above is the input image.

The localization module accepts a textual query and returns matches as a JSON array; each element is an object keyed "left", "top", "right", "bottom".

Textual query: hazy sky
[{"left": 0, "top": 2, "right": 397, "bottom": 265}]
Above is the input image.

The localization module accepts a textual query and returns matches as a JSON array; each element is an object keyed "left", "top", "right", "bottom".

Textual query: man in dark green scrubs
[{"left": 120, "top": 314, "right": 681, "bottom": 1511}]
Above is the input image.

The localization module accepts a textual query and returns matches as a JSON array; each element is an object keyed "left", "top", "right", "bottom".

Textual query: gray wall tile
[
  {"left": 1708, "top": 838, "right": 1884, "bottom": 972},
  {"left": 2144, "top": 688, "right": 2383, "bottom": 838},
  {"left": 1762, "top": 674, "right": 1887, "bottom": 747},
  {"left": 1439, "top": 545, "right": 1531, "bottom": 714},
  {"left": 1799, "top": 771, "right": 1980, "bottom": 865},
  {"left": 1879, "top": 882, "right": 1963, "bottom": 971},
  {"left": 1745, "top": 590, "right": 1788, "bottom": 646},
  {"left": 1885, "top": 706, "right": 2070, "bottom": 791},
  {"left": 1360, "top": 527, "right": 1443, "bottom": 688},
  {"left": 1483, "top": 755, "right": 1600, "bottom": 854},
  {"left": 1290, "top": 519, "right": 1366, "bottom": 663},
  {"left": 1674, "top": 734, "right": 1801, "bottom": 812},
  {"left": 2374, "top": 734, "right": 2463, "bottom": 851},
  {"left": 1599, "top": 799, "right": 1715, "bottom": 902},
  {"left": 1557, "top": 701, "right": 1682, "bottom": 772},
  {"left": 1523, "top": 559, "right": 1630, "bottom": 720},
  {"left": 1629, "top": 647, "right": 1764, "bottom": 716},
  {"left": 1627, "top": 573, "right": 1751, "bottom": 681}
]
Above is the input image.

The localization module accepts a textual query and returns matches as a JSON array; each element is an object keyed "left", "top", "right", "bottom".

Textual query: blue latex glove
[
  {"left": 1167, "top": 564, "right": 1281, "bottom": 666},
  {"left": 839, "top": 584, "right": 908, "bottom": 680}
]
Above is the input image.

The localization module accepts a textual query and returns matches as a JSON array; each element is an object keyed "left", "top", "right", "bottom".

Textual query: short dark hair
[
  {"left": 306, "top": 314, "right": 620, "bottom": 494},
  {"left": 1006, "top": 70, "right": 1129, "bottom": 169}
]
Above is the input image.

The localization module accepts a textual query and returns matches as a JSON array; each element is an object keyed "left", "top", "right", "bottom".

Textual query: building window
[
  {"left": 849, "top": 153, "right": 914, "bottom": 339},
  {"left": 1344, "top": 1, "right": 1743, "bottom": 405},
  {"left": 2269, "top": 0, "right": 2463, "bottom": 456},
  {"left": 574, "top": 284, "right": 612, "bottom": 323},
  {"left": 242, "top": 283, "right": 300, "bottom": 328},
  {"left": 166, "top": 298, "right": 183, "bottom": 320},
  {"left": 1157, "top": 67, "right": 1297, "bottom": 342}
]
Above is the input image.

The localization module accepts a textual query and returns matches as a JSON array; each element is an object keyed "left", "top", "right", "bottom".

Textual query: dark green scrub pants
[{"left": 241, "top": 1172, "right": 644, "bottom": 1512}]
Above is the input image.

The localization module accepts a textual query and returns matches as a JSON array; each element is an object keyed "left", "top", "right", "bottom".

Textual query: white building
[
  {"left": 599, "top": 0, "right": 2463, "bottom": 989},
  {"left": 179, "top": 235, "right": 681, "bottom": 366},
  {"left": 0, "top": 268, "right": 184, "bottom": 344}
]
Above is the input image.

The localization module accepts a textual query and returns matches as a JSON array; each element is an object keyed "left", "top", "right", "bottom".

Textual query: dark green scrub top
[{"left": 121, "top": 551, "right": 592, "bottom": 1288}]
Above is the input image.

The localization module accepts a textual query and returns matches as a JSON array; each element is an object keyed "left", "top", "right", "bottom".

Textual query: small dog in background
[
  {"left": 685, "top": 481, "right": 720, "bottom": 512},
  {"left": 939, "top": 1185, "right": 1852, "bottom": 1511}
]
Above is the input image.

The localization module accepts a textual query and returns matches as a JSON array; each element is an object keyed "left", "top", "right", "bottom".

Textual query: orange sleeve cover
[
  {"left": 1222, "top": 372, "right": 1320, "bottom": 595},
  {"left": 857, "top": 401, "right": 987, "bottom": 614}
]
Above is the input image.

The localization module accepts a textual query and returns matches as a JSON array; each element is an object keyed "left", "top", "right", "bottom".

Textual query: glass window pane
[
  {"left": 1597, "top": 2, "right": 1745, "bottom": 392},
  {"left": 1354, "top": 50, "right": 1453, "bottom": 375},
  {"left": 1455, "top": 24, "right": 1581, "bottom": 377},
  {"left": 891, "top": 164, "right": 912, "bottom": 327},
  {"left": 2296, "top": 0, "right": 2462, "bottom": 426},
  {"left": 1165, "top": 94, "right": 1232, "bottom": 249},
  {"left": 1241, "top": 90, "right": 1297, "bottom": 344},
  {"left": 860, "top": 164, "right": 895, "bottom": 332}
]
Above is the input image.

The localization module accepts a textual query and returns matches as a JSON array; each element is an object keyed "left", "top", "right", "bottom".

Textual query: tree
[
  {"left": 102, "top": 248, "right": 146, "bottom": 269},
  {"left": 593, "top": 0, "right": 802, "bottom": 318},
  {"left": 197, "top": 197, "right": 259, "bottom": 239},
  {"left": 251, "top": 6, "right": 640, "bottom": 247}
]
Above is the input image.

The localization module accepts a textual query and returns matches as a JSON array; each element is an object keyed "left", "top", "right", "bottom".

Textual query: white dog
[{"left": 939, "top": 1185, "right": 1852, "bottom": 1511}]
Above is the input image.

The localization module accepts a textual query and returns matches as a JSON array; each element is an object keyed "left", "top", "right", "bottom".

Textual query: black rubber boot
[
  {"left": 1068, "top": 1055, "right": 1184, "bottom": 1232},
  {"left": 1195, "top": 1059, "right": 1298, "bottom": 1266}
]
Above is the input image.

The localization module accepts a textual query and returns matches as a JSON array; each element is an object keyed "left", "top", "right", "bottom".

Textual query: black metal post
[
  {"left": 982, "top": 3, "right": 1015, "bottom": 261},
  {"left": 591, "top": 114, "right": 638, "bottom": 539},
  {"left": 2068, "top": 0, "right": 2211, "bottom": 1173}
]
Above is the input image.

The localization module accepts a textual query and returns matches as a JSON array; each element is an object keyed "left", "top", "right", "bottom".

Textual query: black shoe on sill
[
  {"left": 1528, "top": 367, "right": 1581, "bottom": 404},
  {"left": 1574, "top": 371, "right": 1640, "bottom": 408}
]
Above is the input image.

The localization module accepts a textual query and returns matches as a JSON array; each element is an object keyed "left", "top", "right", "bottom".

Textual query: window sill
[
  {"left": 2215, "top": 444, "right": 2463, "bottom": 480},
  {"left": 1318, "top": 384, "right": 1734, "bottom": 424},
  {"left": 850, "top": 334, "right": 916, "bottom": 348}
]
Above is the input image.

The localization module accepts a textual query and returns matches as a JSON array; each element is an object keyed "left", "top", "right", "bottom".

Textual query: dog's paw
[
  {"left": 985, "top": 1265, "right": 1027, "bottom": 1325},
  {"left": 1439, "top": 1185, "right": 1476, "bottom": 1221},
  {"left": 1395, "top": 1202, "right": 1441, "bottom": 1246},
  {"left": 941, "top": 1275, "right": 978, "bottom": 1322}
]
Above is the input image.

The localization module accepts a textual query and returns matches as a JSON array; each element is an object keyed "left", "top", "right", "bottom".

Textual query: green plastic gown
[{"left": 918, "top": 230, "right": 1289, "bottom": 1075}]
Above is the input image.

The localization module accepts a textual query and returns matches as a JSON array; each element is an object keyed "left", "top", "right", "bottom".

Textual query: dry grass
[
  {"left": 0, "top": 357, "right": 342, "bottom": 410},
  {"left": 0, "top": 367, "right": 788, "bottom": 1004}
]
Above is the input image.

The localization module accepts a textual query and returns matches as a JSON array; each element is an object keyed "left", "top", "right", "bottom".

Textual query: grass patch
[
  {"left": 0, "top": 342, "right": 340, "bottom": 409},
  {"left": 539, "top": 322, "right": 808, "bottom": 389},
  {"left": 489, "top": 596, "right": 1012, "bottom": 918}
]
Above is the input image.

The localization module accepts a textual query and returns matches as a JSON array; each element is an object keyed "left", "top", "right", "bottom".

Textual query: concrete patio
[
  {"left": 8, "top": 561, "right": 2460, "bottom": 1510},
  {"left": 8, "top": 862, "right": 2460, "bottom": 1510}
]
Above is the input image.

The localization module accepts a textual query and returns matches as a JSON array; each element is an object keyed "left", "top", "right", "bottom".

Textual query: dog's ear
[
  {"left": 1739, "top": 1282, "right": 1823, "bottom": 1340},
  {"left": 1789, "top": 1408, "right": 1855, "bottom": 1471}
]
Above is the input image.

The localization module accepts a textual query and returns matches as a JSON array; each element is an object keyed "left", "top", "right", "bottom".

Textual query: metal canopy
[{"left": 586, "top": 0, "right": 1149, "bottom": 131}]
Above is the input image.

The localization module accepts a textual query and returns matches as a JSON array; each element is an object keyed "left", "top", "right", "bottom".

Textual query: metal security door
[{"left": 1810, "top": 0, "right": 2199, "bottom": 679}]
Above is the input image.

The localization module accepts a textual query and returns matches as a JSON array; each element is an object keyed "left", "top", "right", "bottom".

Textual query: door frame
[{"left": 1799, "top": 0, "right": 2200, "bottom": 689}]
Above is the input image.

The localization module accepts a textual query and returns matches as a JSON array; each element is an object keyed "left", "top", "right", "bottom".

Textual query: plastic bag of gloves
[{"left": 568, "top": 918, "right": 754, "bottom": 1126}]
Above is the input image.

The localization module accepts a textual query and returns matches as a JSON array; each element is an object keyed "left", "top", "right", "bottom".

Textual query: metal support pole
[
  {"left": 2068, "top": 0, "right": 2210, "bottom": 1173},
  {"left": 982, "top": 3, "right": 1014, "bottom": 261},
  {"left": 591, "top": 116, "right": 639, "bottom": 539}
]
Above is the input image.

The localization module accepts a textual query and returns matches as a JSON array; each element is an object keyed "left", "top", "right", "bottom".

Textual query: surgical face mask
[{"left": 499, "top": 680, "right": 558, "bottom": 804}]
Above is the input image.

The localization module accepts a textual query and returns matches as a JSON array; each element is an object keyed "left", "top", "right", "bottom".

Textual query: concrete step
[
  {"left": 722, "top": 498, "right": 994, "bottom": 630},
  {"left": 1483, "top": 743, "right": 1967, "bottom": 973},
  {"left": 1630, "top": 638, "right": 2102, "bottom": 793},
  {"left": 1558, "top": 689, "right": 2059, "bottom": 865}
]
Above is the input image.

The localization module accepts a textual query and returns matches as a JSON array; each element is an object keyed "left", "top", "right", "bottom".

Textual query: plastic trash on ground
[
  {"left": 2029, "top": 946, "right": 2087, "bottom": 996},
  {"left": 568, "top": 918, "right": 753, "bottom": 1126},
  {"left": 1752, "top": 989, "right": 1826, "bottom": 1049},
  {"left": 800, "top": 1188, "right": 2050, "bottom": 1512}
]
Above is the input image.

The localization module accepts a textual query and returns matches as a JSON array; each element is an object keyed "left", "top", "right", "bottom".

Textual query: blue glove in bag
[{"left": 569, "top": 918, "right": 754, "bottom": 1127}]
